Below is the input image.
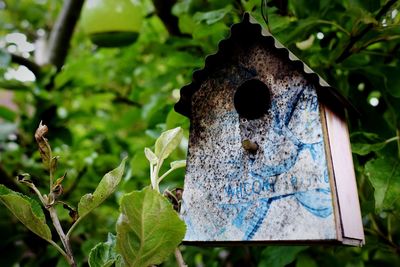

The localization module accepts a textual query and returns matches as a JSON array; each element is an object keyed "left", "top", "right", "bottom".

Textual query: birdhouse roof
[{"left": 175, "top": 13, "right": 354, "bottom": 118}]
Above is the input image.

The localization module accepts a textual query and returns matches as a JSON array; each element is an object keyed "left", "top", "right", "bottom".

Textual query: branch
[
  {"left": 10, "top": 53, "right": 41, "bottom": 77},
  {"left": 336, "top": 0, "right": 397, "bottom": 63},
  {"left": 152, "top": 0, "right": 185, "bottom": 37},
  {"left": 45, "top": 0, "right": 85, "bottom": 70},
  {"left": 174, "top": 247, "right": 187, "bottom": 267},
  {"left": 48, "top": 206, "right": 77, "bottom": 267}
]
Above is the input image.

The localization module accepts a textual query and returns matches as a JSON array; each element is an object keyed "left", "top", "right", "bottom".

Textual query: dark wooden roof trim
[{"left": 175, "top": 13, "right": 356, "bottom": 118}]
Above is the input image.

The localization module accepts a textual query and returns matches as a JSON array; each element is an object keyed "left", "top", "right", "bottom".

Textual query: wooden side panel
[{"left": 324, "top": 107, "right": 364, "bottom": 243}]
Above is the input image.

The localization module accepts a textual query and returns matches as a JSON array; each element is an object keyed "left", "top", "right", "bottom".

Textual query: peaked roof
[{"left": 175, "top": 13, "right": 354, "bottom": 118}]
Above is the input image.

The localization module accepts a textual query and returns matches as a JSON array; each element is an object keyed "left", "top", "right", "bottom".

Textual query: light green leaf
[
  {"left": 144, "top": 148, "right": 157, "bottom": 165},
  {"left": 295, "top": 35, "right": 315, "bottom": 50},
  {"left": 78, "top": 157, "right": 127, "bottom": 219},
  {"left": 193, "top": 6, "right": 232, "bottom": 25},
  {"left": 116, "top": 187, "right": 186, "bottom": 267},
  {"left": 88, "top": 233, "right": 118, "bottom": 267},
  {"left": 170, "top": 160, "right": 186, "bottom": 170},
  {"left": 154, "top": 127, "right": 183, "bottom": 161},
  {"left": 0, "top": 184, "right": 51, "bottom": 241},
  {"left": 365, "top": 157, "right": 400, "bottom": 211},
  {"left": 258, "top": 246, "right": 308, "bottom": 267}
]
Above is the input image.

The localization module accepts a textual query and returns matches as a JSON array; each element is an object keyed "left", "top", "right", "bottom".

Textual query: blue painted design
[
  {"left": 294, "top": 188, "right": 332, "bottom": 218},
  {"left": 217, "top": 85, "right": 333, "bottom": 240}
]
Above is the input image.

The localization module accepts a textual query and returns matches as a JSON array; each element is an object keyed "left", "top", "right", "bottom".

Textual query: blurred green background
[{"left": 0, "top": 0, "right": 400, "bottom": 266}]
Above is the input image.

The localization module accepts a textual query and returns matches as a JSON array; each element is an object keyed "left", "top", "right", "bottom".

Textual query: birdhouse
[
  {"left": 174, "top": 13, "right": 364, "bottom": 246},
  {"left": 80, "top": 0, "right": 143, "bottom": 47}
]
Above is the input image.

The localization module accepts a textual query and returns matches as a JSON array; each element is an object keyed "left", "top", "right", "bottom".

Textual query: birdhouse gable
[{"left": 175, "top": 13, "right": 364, "bottom": 246}]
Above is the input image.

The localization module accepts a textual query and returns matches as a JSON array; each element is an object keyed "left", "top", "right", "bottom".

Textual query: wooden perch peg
[{"left": 242, "top": 139, "right": 258, "bottom": 153}]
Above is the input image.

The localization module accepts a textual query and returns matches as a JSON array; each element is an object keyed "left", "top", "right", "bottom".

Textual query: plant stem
[
  {"left": 26, "top": 182, "right": 47, "bottom": 206},
  {"left": 397, "top": 128, "right": 400, "bottom": 159},
  {"left": 174, "top": 247, "right": 187, "bottom": 267},
  {"left": 158, "top": 168, "right": 175, "bottom": 183},
  {"left": 336, "top": 0, "right": 398, "bottom": 62},
  {"left": 66, "top": 216, "right": 82, "bottom": 239},
  {"left": 316, "top": 19, "right": 350, "bottom": 36},
  {"left": 49, "top": 167, "right": 54, "bottom": 193},
  {"left": 48, "top": 240, "right": 70, "bottom": 263},
  {"left": 48, "top": 206, "right": 77, "bottom": 267},
  {"left": 388, "top": 213, "right": 393, "bottom": 242}
]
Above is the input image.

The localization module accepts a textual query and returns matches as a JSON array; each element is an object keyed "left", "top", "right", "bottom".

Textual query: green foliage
[
  {"left": 0, "top": 184, "right": 52, "bottom": 241},
  {"left": 88, "top": 233, "right": 119, "bottom": 267},
  {"left": 258, "top": 246, "right": 308, "bottom": 267},
  {"left": 78, "top": 157, "right": 127, "bottom": 220},
  {"left": 365, "top": 156, "right": 400, "bottom": 211},
  {"left": 147, "top": 126, "right": 185, "bottom": 191},
  {"left": 154, "top": 127, "right": 183, "bottom": 162},
  {"left": 1, "top": 0, "right": 400, "bottom": 266},
  {"left": 116, "top": 187, "right": 186, "bottom": 267}
]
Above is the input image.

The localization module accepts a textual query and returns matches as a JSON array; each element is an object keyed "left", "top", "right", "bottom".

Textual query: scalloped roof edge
[{"left": 174, "top": 12, "right": 356, "bottom": 118}]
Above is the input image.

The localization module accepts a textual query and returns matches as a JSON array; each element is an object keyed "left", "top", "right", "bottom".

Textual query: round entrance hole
[{"left": 234, "top": 79, "right": 271, "bottom": 120}]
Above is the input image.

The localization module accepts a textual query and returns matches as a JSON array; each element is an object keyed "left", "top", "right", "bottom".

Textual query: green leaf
[
  {"left": 144, "top": 148, "right": 157, "bottom": 165},
  {"left": 78, "top": 157, "right": 127, "bottom": 219},
  {"left": 0, "top": 184, "right": 51, "bottom": 241},
  {"left": 116, "top": 187, "right": 186, "bottom": 267},
  {"left": 296, "top": 254, "right": 318, "bottom": 267},
  {"left": 154, "top": 127, "right": 183, "bottom": 161},
  {"left": 88, "top": 233, "right": 118, "bottom": 267},
  {"left": 351, "top": 142, "right": 386, "bottom": 156},
  {"left": 170, "top": 160, "right": 186, "bottom": 170},
  {"left": 258, "top": 246, "right": 308, "bottom": 267},
  {"left": 0, "top": 106, "right": 16, "bottom": 121},
  {"left": 193, "top": 6, "right": 232, "bottom": 25},
  {"left": 365, "top": 157, "right": 400, "bottom": 211},
  {"left": 351, "top": 132, "right": 387, "bottom": 155}
]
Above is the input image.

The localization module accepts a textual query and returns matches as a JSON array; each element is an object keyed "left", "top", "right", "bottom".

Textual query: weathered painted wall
[{"left": 181, "top": 42, "right": 337, "bottom": 242}]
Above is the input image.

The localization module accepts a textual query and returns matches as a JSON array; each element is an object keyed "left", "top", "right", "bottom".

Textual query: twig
[
  {"left": 10, "top": 53, "right": 41, "bottom": 77},
  {"left": 47, "top": 239, "right": 69, "bottom": 263},
  {"left": 174, "top": 247, "right": 187, "bottom": 267},
  {"left": 48, "top": 206, "right": 77, "bottom": 267},
  {"left": 336, "top": 0, "right": 398, "bottom": 62},
  {"left": 66, "top": 216, "right": 83, "bottom": 239},
  {"left": 316, "top": 20, "right": 351, "bottom": 36}
]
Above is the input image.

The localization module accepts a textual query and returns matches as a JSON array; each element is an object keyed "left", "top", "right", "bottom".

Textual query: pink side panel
[{"left": 325, "top": 108, "right": 365, "bottom": 242}]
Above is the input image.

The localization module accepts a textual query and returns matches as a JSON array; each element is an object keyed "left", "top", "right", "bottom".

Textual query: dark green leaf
[
  {"left": 0, "top": 184, "right": 51, "bottom": 241},
  {"left": 365, "top": 156, "right": 400, "bottom": 211},
  {"left": 258, "top": 246, "right": 308, "bottom": 267},
  {"left": 383, "top": 66, "right": 400, "bottom": 98},
  {"left": 0, "top": 106, "right": 16, "bottom": 121}
]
